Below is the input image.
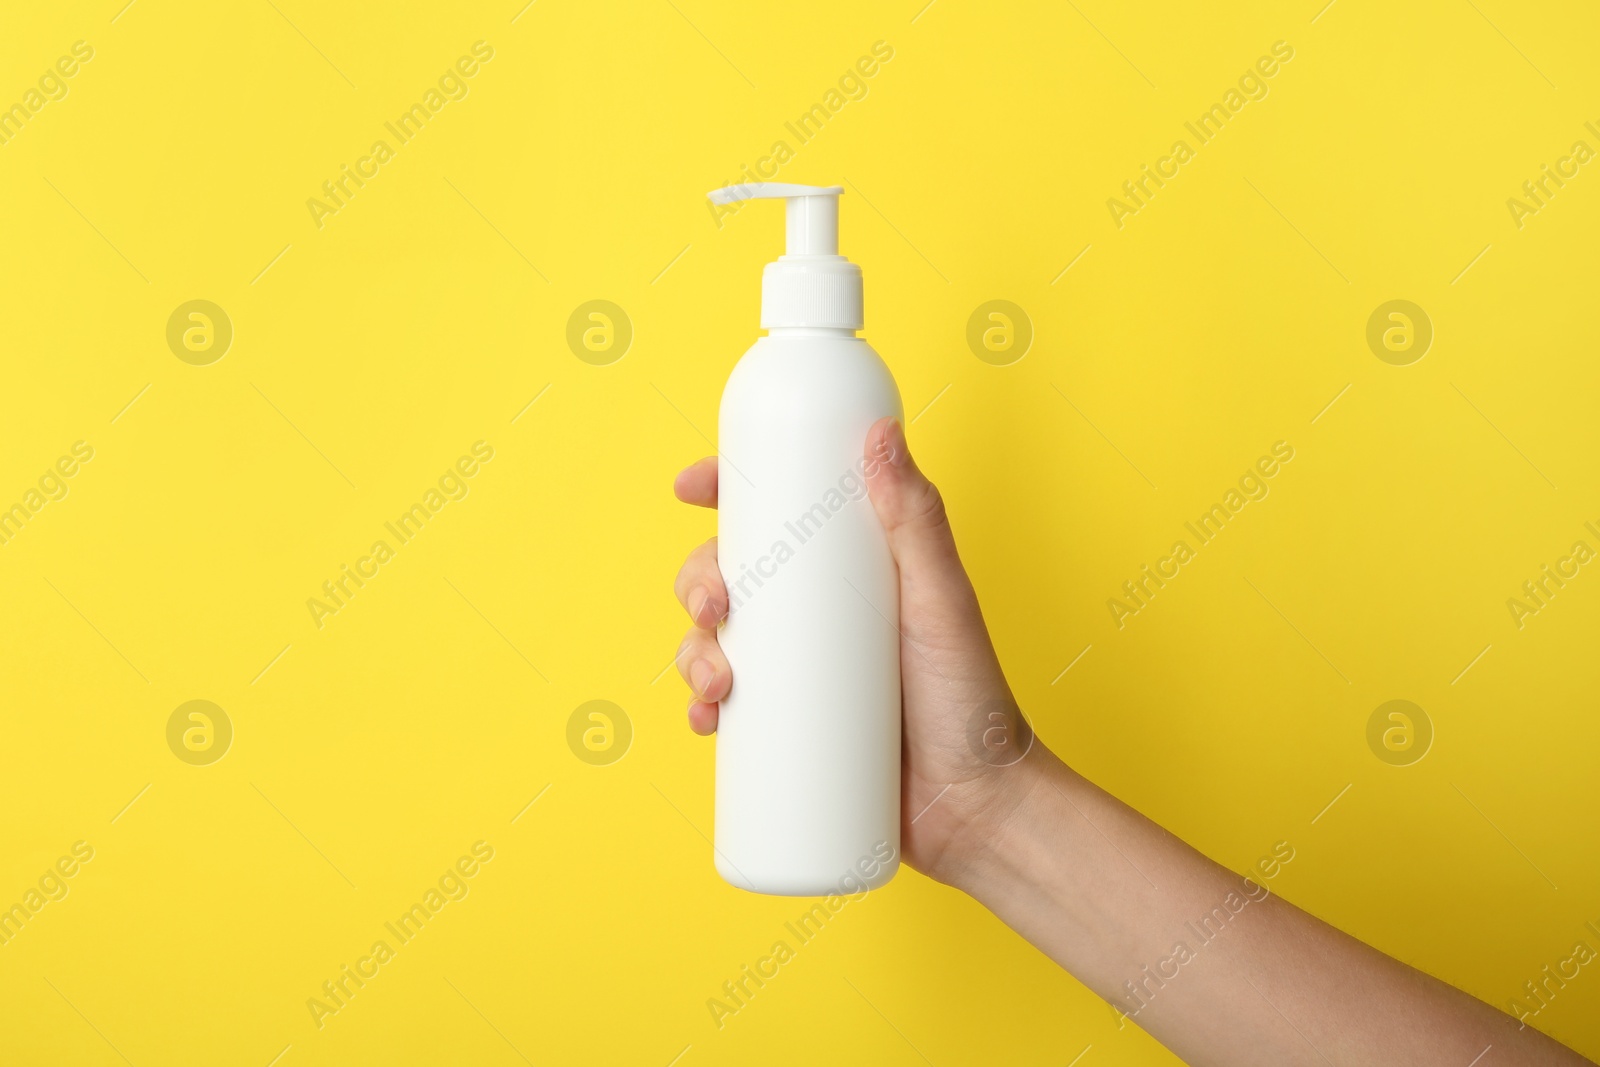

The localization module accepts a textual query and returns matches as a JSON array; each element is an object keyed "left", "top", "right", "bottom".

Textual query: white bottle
[{"left": 707, "top": 183, "right": 902, "bottom": 896}]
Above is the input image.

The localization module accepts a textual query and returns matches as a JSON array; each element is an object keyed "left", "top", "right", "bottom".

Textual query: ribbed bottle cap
[{"left": 761, "top": 257, "right": 863, "bottom": 330}]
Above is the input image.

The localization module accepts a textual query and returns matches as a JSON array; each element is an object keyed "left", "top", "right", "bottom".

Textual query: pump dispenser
[
  {"left": 706, "top": 183, "right": 862, "bottom": 329},
  {"left": 705, "top": 182, "right": 903, "bottom": 896}
]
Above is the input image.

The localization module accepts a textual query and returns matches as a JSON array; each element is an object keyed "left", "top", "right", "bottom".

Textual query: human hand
[
  {"left": 670, "top": 419, "right": 1599, "bottom": 1067},
  {"left": 671, "top": 416, "right": 1052, "bottom": 886}
]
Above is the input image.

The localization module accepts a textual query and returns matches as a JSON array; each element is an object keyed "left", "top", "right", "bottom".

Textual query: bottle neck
[{"left": 765, "top": 326, "right": 858, "bottom": 338}]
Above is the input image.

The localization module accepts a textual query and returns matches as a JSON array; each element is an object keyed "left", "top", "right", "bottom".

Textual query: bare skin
[{"left": 672, "top": 417, "right": 1594, "bottom": 1067}]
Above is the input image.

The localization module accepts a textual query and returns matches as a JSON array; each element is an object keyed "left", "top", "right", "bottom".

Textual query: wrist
[{"left": 931, "top": 738, "right": 1069, "bottom": 898}]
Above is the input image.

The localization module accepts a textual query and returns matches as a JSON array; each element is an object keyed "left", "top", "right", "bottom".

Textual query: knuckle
[
  {"left": 677, "top": 539, "right": 722, "bottom": 603},
  {"left": 899, "top": 479, "right": 949, "bottom": 534},
  {"left": 674, "top": 633, "right": 700, "bottom": 678}
]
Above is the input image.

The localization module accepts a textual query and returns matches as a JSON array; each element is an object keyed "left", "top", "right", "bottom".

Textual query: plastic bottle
[{"left": 706, "top": 182, "right": 902, "bottom": 896}]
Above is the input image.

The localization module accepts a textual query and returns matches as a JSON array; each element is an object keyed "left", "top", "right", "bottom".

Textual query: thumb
[
  {"left": 864, "top": 416, "right": 967, "bottom": 595},
  {"left": 864, "top": 417, "right": 1009, "bottom": 694}
]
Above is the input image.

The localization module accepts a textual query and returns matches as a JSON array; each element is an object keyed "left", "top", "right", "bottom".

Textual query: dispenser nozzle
[{"left": 706, "top": 183, "right": 844, "bottom": 256}]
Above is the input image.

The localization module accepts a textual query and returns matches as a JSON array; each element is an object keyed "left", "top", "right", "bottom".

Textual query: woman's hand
[
  {"left": 670, "top": 416, "right": 1050, "bottom": 886},
  {"left": 670, "top": 417, "right": 1593, "bottom": 1067}
]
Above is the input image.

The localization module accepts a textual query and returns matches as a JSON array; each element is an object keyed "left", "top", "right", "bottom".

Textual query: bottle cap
[{"left": 706, "top": 183, "right": 863, "bottom": 330}]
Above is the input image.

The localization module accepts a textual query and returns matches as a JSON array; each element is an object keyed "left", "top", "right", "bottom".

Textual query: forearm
[{"left": 948, "top": 748, "right": 1590, "bottom": 1067}]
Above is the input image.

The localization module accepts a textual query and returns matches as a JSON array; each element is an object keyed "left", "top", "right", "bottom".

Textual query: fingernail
[
  {"left": 688, "top": 586, "right": 709, "bottom": 623},
  {"left": 885, "top": 418, "right": 909, "bottom": 466},
  {"left": 690, "top": 660, "right": 715, "bottom": 698}
]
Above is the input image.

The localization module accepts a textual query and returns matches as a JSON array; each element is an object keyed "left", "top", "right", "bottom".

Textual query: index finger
[{"left": 674, "top": 457, "right": 718, "bottom": 509}]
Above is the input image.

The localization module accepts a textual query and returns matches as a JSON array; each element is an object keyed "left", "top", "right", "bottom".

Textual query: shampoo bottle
[{"left": 706, "top": 183, "right": 902, "bottom": 896}]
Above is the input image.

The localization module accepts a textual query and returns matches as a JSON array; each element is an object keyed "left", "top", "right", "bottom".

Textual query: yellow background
[{"left": 2, "top": 0, "right": 1598, "bottom": 1063}]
